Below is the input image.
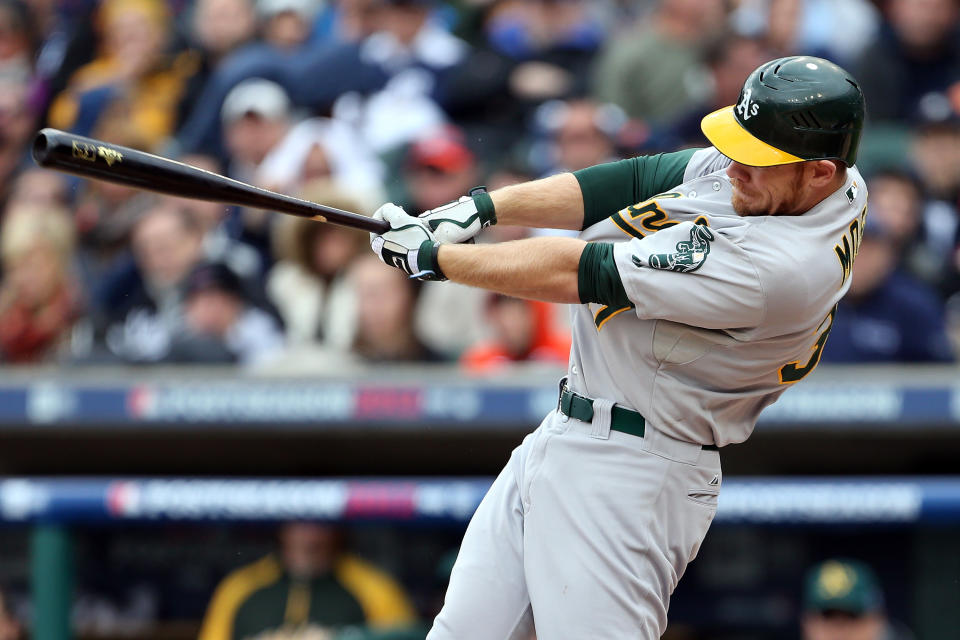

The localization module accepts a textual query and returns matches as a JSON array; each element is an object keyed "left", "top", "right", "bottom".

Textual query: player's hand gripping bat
[{"left": 31, "top": 128, "right": 389, "bottom": 234}]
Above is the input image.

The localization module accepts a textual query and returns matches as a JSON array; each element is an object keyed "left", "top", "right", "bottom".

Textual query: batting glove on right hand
[
  {"left": 370, "top": 203, "right": 446, "bottom": 281},
  {"left": 418, "top": 187, "right": 497, "bottom": 244}
]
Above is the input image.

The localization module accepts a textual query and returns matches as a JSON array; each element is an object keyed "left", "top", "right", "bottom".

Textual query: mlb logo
[{"left": 845, "top": 182, "right": 859, "bottom": 204}]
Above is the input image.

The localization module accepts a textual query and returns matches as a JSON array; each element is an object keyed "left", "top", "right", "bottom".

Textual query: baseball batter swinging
[{"left": 370, "top": 56, "right": 867, "bottom": 638}]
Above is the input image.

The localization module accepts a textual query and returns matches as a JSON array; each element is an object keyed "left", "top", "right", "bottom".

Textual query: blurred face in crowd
[
  {"left": 408, "top": 164, "right": 477, "bottom": 212},
  {"left": 102, "top": 1, "right": 169, "bottom": 78},
  {"left": 488, "top": 297, "right": 535, "bottom": 358},
  {"left": 713, "top": 38, "right": 771, "bottom": 107},
  {"left": 659, "top": 0, "right": 727, "bottom": 42},
  {"left": 866, "top": 175, "right": 921, "bottom": 244},
  {"left": 280, "top": 523, "right": 338, "bottom": 579},
  {"left": 767, "top": 0, "right": 803, "bottom": 53},
  {"left": 302, "top": 144, "right": 333, "bottom": 184},
  {"left": 727, "top": 160, "right": 840, "bottom": 217},
  {"left": 351, "top": 254, "right": 415, "bottom": 349},
  {"left": 554, "top": 102, "right": 615, "bottom": 172},
  {"left": 193, "top": 0, "right": 256, "bottom": 58},
  {"left": 802, "top": 611, "right": 885, "bottom": 640},
  {"left": 185, "top": 289, "right": 242, "bottom": 337},
  {"left": 168, "top": 155, "right": 228, "bottom": 233},
  {"left": 375, "top": 2, "right": 430, "bottom": 45},
  {"left": 310, "top": 225, "right": 359, "bottom": 278},
  {"left": 889, "top": 0, "right": 959, "bottom": 50},
  {"left": 6, "top": 242, "right": 63, "bottom": 306},
  {"left": 1, "top": 207, "right": 74, "bottom": 306},
  {"left": 225, "top": 113, "right": 289, "bottom": 167},
  {"left": 7, "top": 169, "right": 69, "bottom": 210},
  {"left": 131, "top": 206, "right": 203, "bottom": 288},
  {"left": 0, "top": 79, "right": 33, "bottom": 151},
  {"left": 848, "top": 234, "right": 897, "bottom": 299},
  {"left": 0, "top": 2, "right": 31, "bottom": 65},
  {"left": 263, "top": 10, "right": 312, "bottom": 50},
  {"left": 911, "top": 125, "right": 960, "bottom": 198},
  {"left": 335, "top": 0, "right": 382, "bottom": 42}
]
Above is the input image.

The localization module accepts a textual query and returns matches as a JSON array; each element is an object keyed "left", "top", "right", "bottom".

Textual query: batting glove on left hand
[{"left": 370, "top": 203, "right": 446, "bottom": 281}]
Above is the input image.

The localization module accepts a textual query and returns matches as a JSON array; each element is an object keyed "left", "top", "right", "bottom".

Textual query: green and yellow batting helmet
[{"left": 701, "top": 56, "right": 865, "bottom": 167}]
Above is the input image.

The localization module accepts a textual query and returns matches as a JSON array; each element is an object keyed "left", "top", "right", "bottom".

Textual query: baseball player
[{"left": 370, "top": 56, "right": 867, "bottom": 638}]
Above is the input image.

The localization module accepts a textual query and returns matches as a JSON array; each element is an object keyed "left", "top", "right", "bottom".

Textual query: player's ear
[{"left": 807, "top": 160, "right": 838, "bottom": 187}]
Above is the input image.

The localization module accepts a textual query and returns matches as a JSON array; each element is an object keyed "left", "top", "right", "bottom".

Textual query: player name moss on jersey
[{"left": 571, "top": 148, "right": 869, "bottom": 447}]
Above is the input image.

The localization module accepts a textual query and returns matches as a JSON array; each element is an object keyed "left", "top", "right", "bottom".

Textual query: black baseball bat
[{"left": 31, "top": 128, "right": 389, "bottom": 234}]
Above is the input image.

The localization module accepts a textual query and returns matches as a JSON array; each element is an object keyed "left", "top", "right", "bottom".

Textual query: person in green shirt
[{"left": 199, "top": 523, "right": 417, "bottom": 640}]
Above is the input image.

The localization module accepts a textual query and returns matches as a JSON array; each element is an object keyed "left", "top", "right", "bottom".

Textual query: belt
[{"left": 558, "top": 387, "right": 720, "bottom": 451}]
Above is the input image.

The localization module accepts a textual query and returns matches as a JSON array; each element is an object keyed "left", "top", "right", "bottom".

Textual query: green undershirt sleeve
[
  {"left": 578, "top": 242, "right": 631, "bottom": 308},
  {"left": 574, "top": 148, "right": 701, "bottom": 230}
]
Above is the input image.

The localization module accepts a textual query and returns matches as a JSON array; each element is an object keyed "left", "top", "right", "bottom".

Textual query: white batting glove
[
  {"left": 370, "top": 203, "right": 446, "bottom": 281},
  {"left": 418, "top": 187, "right": 497, "bottom": 244}
]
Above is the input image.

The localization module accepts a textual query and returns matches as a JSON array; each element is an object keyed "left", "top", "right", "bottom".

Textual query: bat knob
[{"left": 32, "top": 129, "right": 57, "bottom": 167}]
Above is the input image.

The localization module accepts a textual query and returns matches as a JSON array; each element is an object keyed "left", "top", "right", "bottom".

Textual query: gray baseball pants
[{"left": 427, "top": 405, "right": 721, "bottom": 639}]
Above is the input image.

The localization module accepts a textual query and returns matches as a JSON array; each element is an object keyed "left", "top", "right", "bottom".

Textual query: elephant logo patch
[{"left": 635, "top": 224, "right": 715, "bottom": 273}]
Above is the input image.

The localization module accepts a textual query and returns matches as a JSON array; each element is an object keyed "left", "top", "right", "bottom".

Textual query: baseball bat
[{"left": 31, "top": 128, "right": 389, "bottom": 234}]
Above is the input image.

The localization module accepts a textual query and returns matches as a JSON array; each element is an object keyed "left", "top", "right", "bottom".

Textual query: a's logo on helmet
[{"left": 736, "top": 88, "right": 760, "bottom": 121}]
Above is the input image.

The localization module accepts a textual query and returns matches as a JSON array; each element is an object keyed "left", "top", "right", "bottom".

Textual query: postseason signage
[
  {"left": 1, "top": 477, "right": 957, "bottom": 525},
  {"left": 2, "top": 380, "right": 958, "bottom": 428}
]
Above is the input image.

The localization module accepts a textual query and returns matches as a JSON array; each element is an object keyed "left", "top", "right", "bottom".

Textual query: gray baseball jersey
[{"left": 569, "top": 147, "right": 869, "bottom": 446}]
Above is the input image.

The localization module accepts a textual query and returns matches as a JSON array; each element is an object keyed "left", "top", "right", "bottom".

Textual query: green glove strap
[
  {"left": 470, "top": 187, "right": 497, "bottom": 227},
  {"left": 416, "top": 240, "right": 447, "bottom": 281}
]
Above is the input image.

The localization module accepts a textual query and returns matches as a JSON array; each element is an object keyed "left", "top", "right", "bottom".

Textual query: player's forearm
[
  {"left": 437, "top": 237, "right": 585, "bottom": 303},
  {"left": 489, "top": 173, "right": 585, "bottom": 230}
]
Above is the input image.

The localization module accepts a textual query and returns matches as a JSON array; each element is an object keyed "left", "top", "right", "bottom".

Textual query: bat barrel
[{"left": 31, "top": 128, "right": 389, "bottom": 234}]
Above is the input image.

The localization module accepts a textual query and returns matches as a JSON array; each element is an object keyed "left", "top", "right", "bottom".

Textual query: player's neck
[{"left": 790, "top": 171, "right": 847, "bottom": 216}]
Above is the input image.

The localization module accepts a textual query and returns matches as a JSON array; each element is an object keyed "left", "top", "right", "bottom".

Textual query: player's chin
[{"left": 731, "top": 191, "right": 767, "bottom": 217}]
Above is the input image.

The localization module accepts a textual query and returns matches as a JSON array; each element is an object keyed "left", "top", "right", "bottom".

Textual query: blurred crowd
[{"left": 0, "top": 0, "right": 959, "bottom": 370}]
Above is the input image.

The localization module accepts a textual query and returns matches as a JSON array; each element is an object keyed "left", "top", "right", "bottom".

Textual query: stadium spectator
[
  {"left": 167, "top": 154, "right": 264, "bottom": 280},
  {"left": 220, "top": 78, "right": 295, "bottom": 256},
  {"left": 0, "top": 204, "right": 80, "bottom": 363},
  {"left": 0, "top": 588, "right": 21, "bottom": 640},
  {"left": 255, "top": 116, "right": 386, "bottom": 208},
  {"left": 177, "top": 0, "right": 465, "bottom": 158},
  {"left": 198, "top": 522, "right": 416, "bottom": 640},
  {"left": 910, "top": 120, "right": 960, "bottom": 202},
  {"left": 853, "top": 0, "right": 960, "bottom": 124},
  {"left": 178, "top": 0, "right": 259, "bottom": 127},
  {"left": 221, "top": 78, "right": 293, "bottom": 183},
  {"left": 25, "top": 0, "right": 99, "bottom": 118},
  {"left": 592, "top": 0, "right": 727, "bottom": 124},
  {"left": 5, "top": 168, "right": 70, "bottom": 211},
  {"left": 728, "top": 0, "right": 879, "bottom": 65},
  {"left": 190, "top": 0, "right": 258, "bottom": 66},
  {"left": 0, "top": 73, "right": 38, "bottom": 201},
  {"left": 267, "top": 183, "right": 367, "bottom": 348},
  {"left": 438, "top": 0, "right": 604, "bottom": 163},
  {"left": 460, "top": 294, "right": 570, "bottom": 374},
  {"left": 802, "top": 559, "right": 912, "bottom": 640},
  {"left": 821, "top": 219, "right": 954, "bottom": 364},
  {"left": 398, "top": 126, "right": 478, "bottom": 214},
  {"left": 47, "top": 0, "right": 197, "bottom": 149},
  {"left": 349, "top": 254, "right": 443, "bottom": 363},
  {"left": 0, "top": 0, "right": 35, "bottom": 79},
  {"left": 529, "top": 98, "right": 625, "bottom": 176},
  {"left": 173, "top": 261, "right": 285, "bottom": 366},
  {"left": 395, "top": 127, "right": 490, "bottom": 356},
  {"left": 659, "top": 34, "right": 774, "bottom": 150},
  {"left": 865, "top": 169, "right": 957, "bottom": 289},
  {"left": 97, "top": 201, "right": 205, "bottom": 363},
  {"left": 258, "top": 0, "right": 320, "bottom": 52}
]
